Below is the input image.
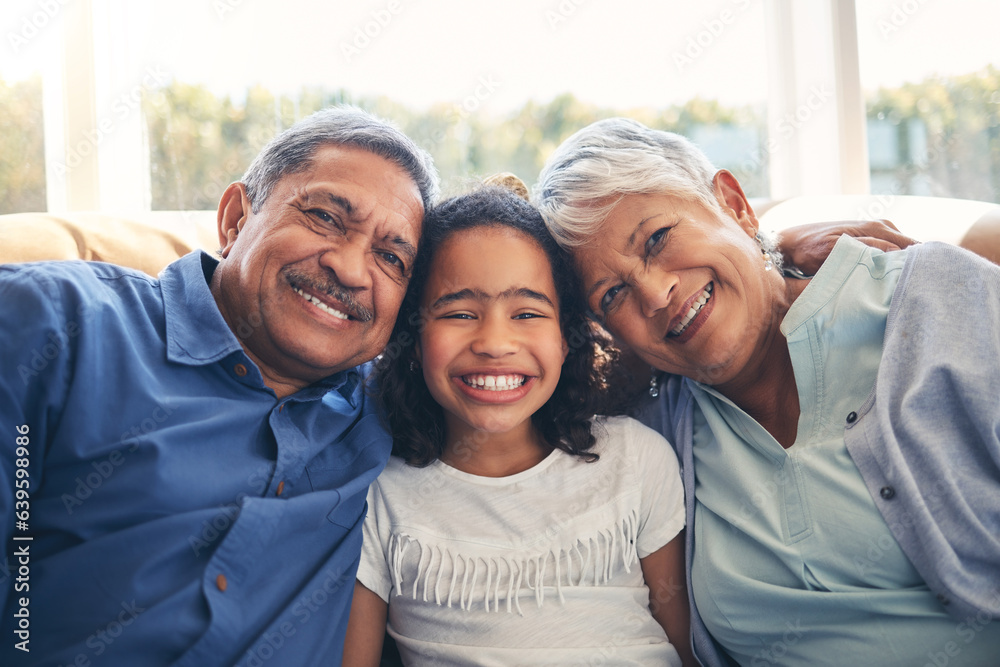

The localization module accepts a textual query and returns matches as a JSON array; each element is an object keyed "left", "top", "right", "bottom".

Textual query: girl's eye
[
  {"left": 645, "top": 227, "right": 669, "bottom": 255},
  {"left": 442, "top": 313, "right": 474, "bottom": 320},
  {"left": 599, "top": 284, "right": 625, "bottom": 315},
  {"left": 513, "top": 312, "right": 544, "bottom": 320}
]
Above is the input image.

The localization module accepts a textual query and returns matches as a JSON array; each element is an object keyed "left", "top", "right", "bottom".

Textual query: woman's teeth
[
  {"left": 294, "top": 286, "right": 349, "bottom": 320},
  {"left": 463, "top": 374, "right": 526, "bottom": 391},
  {"left": 669, "top": 283, "right": 713, "bottom": 337}
]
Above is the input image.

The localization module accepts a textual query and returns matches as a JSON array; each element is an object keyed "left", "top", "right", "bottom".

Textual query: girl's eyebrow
[{"left": 430, "top": 287, "right": 556, "bottom": 310}]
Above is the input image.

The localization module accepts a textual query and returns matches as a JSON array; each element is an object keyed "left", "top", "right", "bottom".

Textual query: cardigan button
[
  {"left": 880, "top": 486, "right": 895, "bottom": 500},
  {"left": 234, "top": 363, "right": 248, "bottom": 377},
  {"left": 276, "top": 480, "right": 285, "bottom": 496},
  {"left": 216, "top": 573, "right": 228, "bottom": 592},
  {"left": 846, "top": 411, "right": 858, "bottom": 424}
]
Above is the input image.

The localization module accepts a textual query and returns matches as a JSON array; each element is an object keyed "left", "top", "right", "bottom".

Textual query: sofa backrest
[{"left": 0, "top": 211, "right": 218, "bottom": 276}]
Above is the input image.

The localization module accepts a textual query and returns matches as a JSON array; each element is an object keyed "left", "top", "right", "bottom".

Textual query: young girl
[{"left": 344, "top": 182, "right": 694, "bottom": 666}]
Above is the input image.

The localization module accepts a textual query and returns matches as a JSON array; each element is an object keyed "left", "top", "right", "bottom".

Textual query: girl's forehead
[
  {"left": 436, "top": 226, "right": 551, "bottom": 268},
  {"left": 423, "top": 226, "right": 560, "bottom": 300}
]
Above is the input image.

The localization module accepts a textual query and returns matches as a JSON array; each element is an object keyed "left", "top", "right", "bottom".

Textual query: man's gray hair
[
  {"left": 242, "top": 105, "right": 439, "bottom": 213},
  {"left": 533, "top": 117, "right": 720, "bottom": 248}
]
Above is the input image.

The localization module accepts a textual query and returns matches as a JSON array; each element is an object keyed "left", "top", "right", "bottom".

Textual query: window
[
  {"left": 3, "top": 0, "right": 997, "bottom": 215},
  {"left": 856, "top": 0, "right": 1000, "bottom": 202}
]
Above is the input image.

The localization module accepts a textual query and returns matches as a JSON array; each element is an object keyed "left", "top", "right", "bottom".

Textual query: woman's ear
[
  {"left": 712, "top": 170, "right": 759, "bottom": 237},
  {"left": 217, "top": 182, "right": 251, "bottom": 257}
]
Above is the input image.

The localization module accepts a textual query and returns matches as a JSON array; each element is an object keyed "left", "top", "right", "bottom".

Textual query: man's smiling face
[{"left": 213, "top": 144, "right": 424, "bottom": 392}]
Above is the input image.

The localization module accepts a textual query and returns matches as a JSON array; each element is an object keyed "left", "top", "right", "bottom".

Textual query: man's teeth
[
  {"left": 670, "top": 283, "right": 713, "bottom": 337},
  {"left": 293, "top": 287, "right": 349, "bottom": 320},
  {"left": 463, "top": 374, "right": 526, "bottom": 391}
]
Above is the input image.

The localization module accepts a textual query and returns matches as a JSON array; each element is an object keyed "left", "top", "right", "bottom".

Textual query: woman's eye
[
  {"left": 599, "top": 284, "right": 625, "bottom": 314},
  {"left": 645, "top": 227, "right": 669, "bottom": 255}
]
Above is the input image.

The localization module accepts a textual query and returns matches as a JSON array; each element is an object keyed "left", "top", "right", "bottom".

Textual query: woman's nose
[{"left": 635, "top": 272, "right": 677, "bottom": 318}]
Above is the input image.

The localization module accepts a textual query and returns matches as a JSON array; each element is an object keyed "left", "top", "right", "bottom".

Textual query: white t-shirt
[{"left": 357, "top": 416, "right": 686, "bottom": 666}]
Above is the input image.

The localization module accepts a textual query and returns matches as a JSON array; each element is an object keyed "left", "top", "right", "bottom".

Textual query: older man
[{"left": 0, "top": 107, "right": 436, "bottom": 666}]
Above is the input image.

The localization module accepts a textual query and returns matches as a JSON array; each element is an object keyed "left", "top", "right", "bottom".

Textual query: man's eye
[
  {"left": 380, "top": 252, "right": 401, "bottom": 266},
  {"left": 378, "top": 251, "right": 405, "bottom": 273},
  {"left": 645, "top": 227, "right": 669, "bottom": 255},
  {"left": 599, "top": 284, "right": 625, "bottom": 314},
  {"left": 309, "top": 209, "right": 343, "bottom": 230}
]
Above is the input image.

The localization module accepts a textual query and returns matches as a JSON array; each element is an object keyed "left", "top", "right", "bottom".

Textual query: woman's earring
[
  {"left": 755, "top": 231, "right": 775, "bottom": 271},
  {"left": 649, "top": 371, "right": 660, "bottom": 398},
  {"left": 409, "top": 360, "right": 419, "bottom": 372}
]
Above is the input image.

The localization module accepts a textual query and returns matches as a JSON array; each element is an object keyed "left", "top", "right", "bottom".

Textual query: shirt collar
[
  {"left": 781, "top": 236, "right": 870, "bottom": 337},
  {"left": 161, "top": 251, "right": 245, "bottom": 366}
]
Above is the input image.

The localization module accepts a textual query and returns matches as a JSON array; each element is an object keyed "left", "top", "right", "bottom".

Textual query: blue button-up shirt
[{"left": 0, "top": 252, "right": 392, "bottom": 666}]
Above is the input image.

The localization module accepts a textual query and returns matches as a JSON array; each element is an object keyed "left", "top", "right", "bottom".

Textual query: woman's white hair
[{"left": 533, "top": 117, "right": 721, "bottom": 249}]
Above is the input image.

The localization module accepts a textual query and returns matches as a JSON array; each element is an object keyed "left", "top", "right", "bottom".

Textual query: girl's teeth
[{"left": 463, "top": 374, "right": 526, "bottom": 391}]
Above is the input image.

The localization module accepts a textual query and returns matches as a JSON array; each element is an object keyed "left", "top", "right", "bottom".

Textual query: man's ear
[
  {"left": 217, "top": 182, "right": 251, "bottom": 258},
  {"left": 712, "top": 169, "right": 759, "bottom": 237}
]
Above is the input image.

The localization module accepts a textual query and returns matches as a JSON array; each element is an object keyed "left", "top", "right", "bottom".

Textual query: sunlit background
[{"left": 1, "top": 0, "right": 998, "bottom": 214}]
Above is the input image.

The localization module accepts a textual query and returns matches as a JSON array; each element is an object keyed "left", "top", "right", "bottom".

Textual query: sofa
[{"left": 1, "top": 196, "right": 998, "bottom": 273}]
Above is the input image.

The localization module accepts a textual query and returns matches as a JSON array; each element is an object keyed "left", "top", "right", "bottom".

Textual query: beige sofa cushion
[{"left": 0, "top": 212, "right": 218, "bottom": 276}]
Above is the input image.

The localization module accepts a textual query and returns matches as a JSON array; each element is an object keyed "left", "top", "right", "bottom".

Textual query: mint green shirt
[{"left": 688, "top": 238, "right": 1000, "bottom": 665}]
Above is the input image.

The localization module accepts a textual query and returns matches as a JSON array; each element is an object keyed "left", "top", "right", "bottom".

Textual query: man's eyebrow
[
  {"left": 296, "top": 190, "right": 355, "bottom": 216},
  {"left": 386, "top": 235, "right": 417, "bottom": 264},
  {"left": 430, "top": 287, "right": 555, "bottom": 310},
  {"left": 324, "top": 192, "right": 354, "bottom": 215}
]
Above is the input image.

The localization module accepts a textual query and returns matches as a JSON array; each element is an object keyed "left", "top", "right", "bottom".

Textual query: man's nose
[{"left": 320, "top": 238, "right": 372, "bottom": 290}]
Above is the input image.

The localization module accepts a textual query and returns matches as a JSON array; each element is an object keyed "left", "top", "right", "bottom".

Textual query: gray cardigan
[{"left": 643, "top": 242, "right": 1000, "bottom": 667}]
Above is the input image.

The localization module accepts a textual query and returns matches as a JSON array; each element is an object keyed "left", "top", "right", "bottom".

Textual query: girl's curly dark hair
[{"left": 374, "top": 185, "right": 627, "bottom": 467}]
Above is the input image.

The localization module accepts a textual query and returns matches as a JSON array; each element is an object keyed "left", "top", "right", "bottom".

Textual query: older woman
[{"left": 534, "top": 118, "right": 1000, "bottom": 666}]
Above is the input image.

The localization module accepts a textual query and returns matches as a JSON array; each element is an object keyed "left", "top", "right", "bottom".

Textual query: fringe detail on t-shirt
[{"left": 388, "top": 507, "right": 640, "bottom": 615}]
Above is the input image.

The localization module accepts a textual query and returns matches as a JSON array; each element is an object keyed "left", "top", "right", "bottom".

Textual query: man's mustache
[{"left": 283, "top": 269, "right": 374, "bottom": 322}]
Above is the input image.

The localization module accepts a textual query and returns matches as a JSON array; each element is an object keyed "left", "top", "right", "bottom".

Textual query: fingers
[
  {"left": 852, "top": 237, "right": 906, "bottom": 253},
  {"left": 854, "top": 219, "right": 919, "bottom": 249}
]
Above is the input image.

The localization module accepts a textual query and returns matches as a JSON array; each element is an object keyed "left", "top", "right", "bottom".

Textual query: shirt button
[
  {"left": 880, "top": 486, "right": 895, "bottom": 500},
  {"left": 936, "top": 593, "right": 950, "bottom": 606},
  {"left": 276, "top": 480, "right": 285, "bottom": 496},
  {"left": 846, "top": 411, "right": 858, "bottom": 424},
  {"left": 234, "top": 363, "right": 248, "bottom": 377},
  {"left": 216, "top": 573, "right": 228, "bottom": 592}
]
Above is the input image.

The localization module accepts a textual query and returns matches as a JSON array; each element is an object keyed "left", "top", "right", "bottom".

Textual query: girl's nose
[{"left": 470, "top": 317, "right": 518, "bottom": 357}]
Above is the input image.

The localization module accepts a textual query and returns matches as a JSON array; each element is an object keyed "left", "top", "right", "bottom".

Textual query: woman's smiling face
[{"left": 572, "top": 172, "right": 785, "bottom": 386}]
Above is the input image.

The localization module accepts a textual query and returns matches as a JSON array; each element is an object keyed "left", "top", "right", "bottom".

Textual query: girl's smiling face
[{"left": 416, "top": 226, "right": 568, "bottom": 444}]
